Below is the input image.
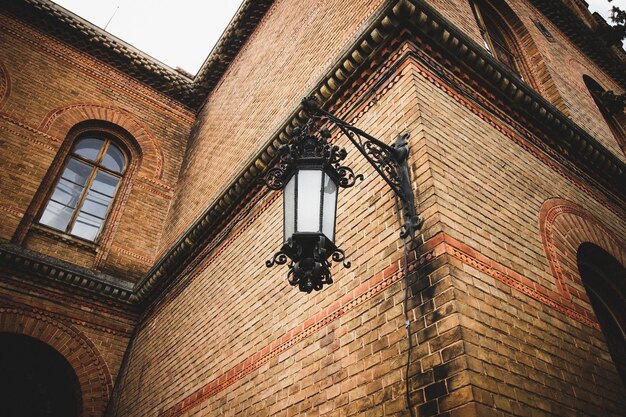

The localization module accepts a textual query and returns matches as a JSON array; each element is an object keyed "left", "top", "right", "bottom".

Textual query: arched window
[
  {"left": 38, "top": 134, "right": 127, "bottom": 242},
  {"left": 470, "top": 0, "right": 527, "bottom": 80},
  {"left": 583, "top": 75, "right": 626, "bottom": 153},
  {"left": 577, "top": 243, "right": 626, "bottom": 385}
]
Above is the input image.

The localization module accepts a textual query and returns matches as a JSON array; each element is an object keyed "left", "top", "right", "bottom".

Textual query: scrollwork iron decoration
[
  {"left": 302, "top": 98, "right": 423, "bottom": 239},
  {"left": 262, "top": 118, "right": 363, "bottom": 191}
]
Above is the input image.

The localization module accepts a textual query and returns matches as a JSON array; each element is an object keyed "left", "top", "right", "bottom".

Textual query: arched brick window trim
[
  {"left": 539, "top": 198, "right": 626, "bottom": 304},
  {"left": 583, "top": 74, "right": 626, "bottom": 153},
  {"left": 38, "top": 103, "right": 164, "bottom": 180},
  {"left": 0, "top": 60, "right": 10, "bottom": 110},
  {"left": 0, "top": 308, "right": 113, "bottom": 417},
  {"left": 469, "top": 0, "right": 566, "bottom": 112},
  {"left": 12, "top": 121, "right": 140, "bottom": 260}
]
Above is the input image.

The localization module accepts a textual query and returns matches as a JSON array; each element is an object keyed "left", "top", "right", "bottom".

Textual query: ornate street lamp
[{"left": 263, "top": 98, "right": 423, "bottom": 293}]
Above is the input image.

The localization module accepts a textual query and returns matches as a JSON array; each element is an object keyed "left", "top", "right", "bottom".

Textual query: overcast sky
[
  {"left": 52, "top": 0, "right": 625, "bottom": 75},
  {"left": 52, "top": 0, "right": 243, "bottom": 75}
]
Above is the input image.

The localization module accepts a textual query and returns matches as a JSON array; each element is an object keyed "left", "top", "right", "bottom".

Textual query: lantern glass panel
[
  {"left": 321, "top": 173, "right": 337, "bottom": 241},
  {"left": 296, "top": 169, "right": 322, "bottom": 233},
  {"left": 283, "top": 174, "right": 296, "bottom": 242}
]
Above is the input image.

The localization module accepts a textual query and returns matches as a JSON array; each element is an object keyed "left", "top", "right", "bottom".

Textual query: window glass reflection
[
  {"left": 102, "top": 144, "right": 125, "bottom": 173},
  {"left": 38, "top": 135, "right": 127, "bottom": 242},
  {"left": 73, "top": 138, "right": 104, "bottom": 161},
  {"left": 39, "top": 159, "right": 93, "bottom": 232}
]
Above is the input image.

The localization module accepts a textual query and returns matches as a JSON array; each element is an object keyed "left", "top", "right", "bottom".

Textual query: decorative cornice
[
  {"left": 398, "top": 0, "right": 625, "bottom": 196},
  {"left": 0, "top": 243, "right": 135, "bottom": 302}
]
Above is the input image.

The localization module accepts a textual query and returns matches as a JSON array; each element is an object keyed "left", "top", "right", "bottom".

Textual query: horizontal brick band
[{"left": 159, "top": 232, "right": 599, "bottom": 416}]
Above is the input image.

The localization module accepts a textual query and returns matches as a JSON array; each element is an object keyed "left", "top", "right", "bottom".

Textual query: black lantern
[
  {"left": 264, "top": 98, "right": 423, "bottom": 293},
  {"left": 264, "top": 120, "right": 360, "bottom": 293}
]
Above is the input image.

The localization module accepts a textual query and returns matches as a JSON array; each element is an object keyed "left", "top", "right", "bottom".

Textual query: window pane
[
  {"left": 81, "top": 186, "right": 114, "bottom": 220},
  {"left": 102, "top": 144, "right": 126, "bottom": 173},
  {"left": 296, "top": 169, "right": 322, "bottom": 233},
  {"left": 73, "top": 138, "right": 104, "bottom": 161},
  {"left": 39, "top": 158, "right": 92, "bottom": 231},
  {"left": 70, "top": 211, "right": 103, "bottom": 241},
  {"left": 62, "top": 158, "right": 93, "bottom": 187},
  {"left": 40, "top": 200, "right": 74, "bottom": 231},
  {"left": 70, "top": 171, "right": 119, "bottom": 241},
  {"left": 90, "top": 170, "right": 119, "bottom": 198},
  {"left": 50, "top": 159, "right": 92, "bottom": 208}
]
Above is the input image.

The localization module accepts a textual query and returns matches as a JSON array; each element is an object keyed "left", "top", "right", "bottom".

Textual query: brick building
[{"left": 0, "top": 0, "right": 625, "bottom": 416}]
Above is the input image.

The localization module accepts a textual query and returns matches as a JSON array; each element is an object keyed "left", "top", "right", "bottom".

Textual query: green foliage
[{"left": 608, "top": 1, "right": 626, "bottom": 41}]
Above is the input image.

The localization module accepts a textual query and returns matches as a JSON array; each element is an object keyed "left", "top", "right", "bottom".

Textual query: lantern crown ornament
[{"left": 263, "top": 98, "right": 423, "bottom": 293}]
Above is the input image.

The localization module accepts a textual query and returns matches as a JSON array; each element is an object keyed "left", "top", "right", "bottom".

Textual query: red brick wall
[
  {"left": 0, "top": 12, "right": 194, "bottom": 282},
  {"left": 107, "top": 44, "right": 625, "bottom": 415},
  {"left": 0, "top": 276, "right": 135, "bottom": 417},
  {"left": 2, "top": 0, "right": 625, "bottom": 416},
  {"left": 0, "top": 10, "right": 191, "bottom": 417}
]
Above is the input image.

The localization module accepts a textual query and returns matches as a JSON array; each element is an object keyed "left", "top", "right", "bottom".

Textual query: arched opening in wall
[
  {"left": 577, "top": 243, "right": 626, "bottom": 385},
  {"left": 582, "top": 75, "right": 626, "bottom": 153},
  {"left": 470, "top": 0, "right": 536, "bottom": 85},
  {"left": 467, "top": 0, "right": 570, "bottom": 111},
  {"left": 13, "top": 120, "right": 141, "bottom": 262},
  {"left": 0, "top": 332, "right": 82, "bottom": 417}
]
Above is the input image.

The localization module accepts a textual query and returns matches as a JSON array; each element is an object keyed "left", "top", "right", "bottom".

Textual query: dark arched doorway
[
  {"left": 582, "top": 75, "right": 626, "bottom": 153},
  {"left": 577, "top": 243, "right": 626, "bottom": 385},
  {"left": 0, "top": 332, "right": 82, "bottom": 417}
]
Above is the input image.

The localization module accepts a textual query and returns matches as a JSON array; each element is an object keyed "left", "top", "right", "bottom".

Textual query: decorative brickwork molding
[
  {"left": 0, "top": 244, "right": 135, "bottom": 302},
  {"left": 440, "top": 233, "right": 600, "bottom": 328},
  {"left": 0, "top": 203, "right": 23, "bottom": 218},
  {"left": 0, "top": 113, "right": 57, "bottom": 146},
  {"left": 0, "top": 293, "right": 134, "bottom": 337},
  {"left": 158, "top": 247, "right": 436, "bottom": 417},
  {"left": 540, "top": 198, "right": 626, "bottom": 302},
  {"left": 39, "top": 103, "right": 164, "bottom": 180},
  {"left": 0, "top": 60, "right": 9, "bottom": 109},
  {"left": 0, "top": 307, "right": 113, "bottom": 417}
]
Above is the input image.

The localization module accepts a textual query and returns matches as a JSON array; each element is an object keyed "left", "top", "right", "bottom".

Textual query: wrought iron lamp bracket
[{"left": 302, "top": 98, "right": 423, "bottom": 240}]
